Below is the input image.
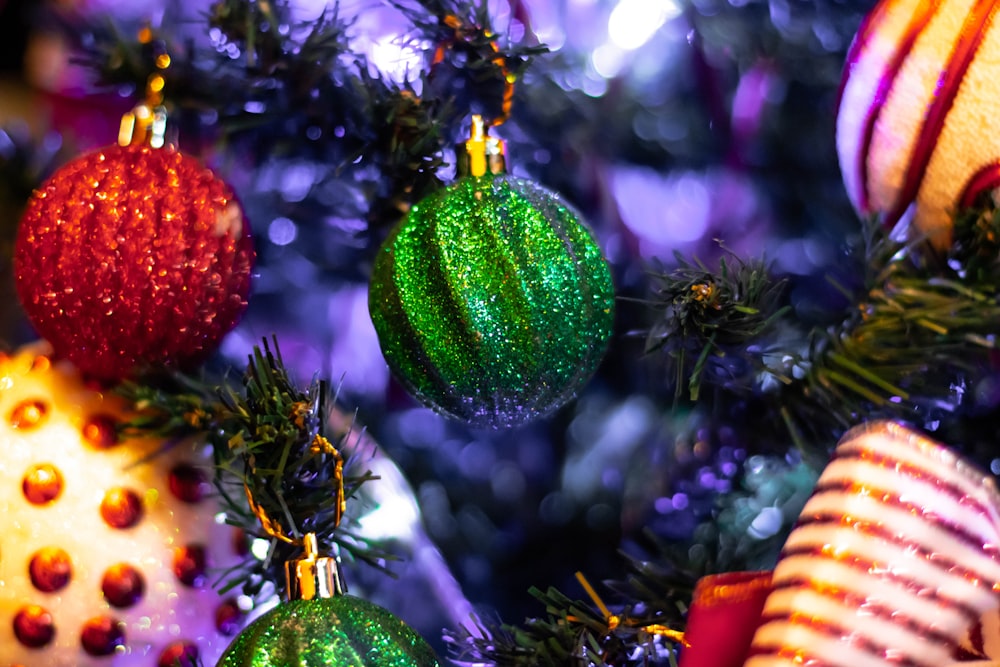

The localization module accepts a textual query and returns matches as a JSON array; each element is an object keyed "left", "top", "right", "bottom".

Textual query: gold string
[
  {"left": 431, "top": 13, "right": 515, "bottom": 128},
  {"left": 573, "top": 571, "right": 688, "bottom": 647},
  {"left": 118, "top": 27, "right": 171, "bottom": 147},
  {"left": 310, "top": 434, "right": 347, "bottom": 529},
  {"left": 245, "top": 435, "right": 346, "bottom": 547},
  {"left": 245, "top": 482, "right": 299, "bottom": 546}
]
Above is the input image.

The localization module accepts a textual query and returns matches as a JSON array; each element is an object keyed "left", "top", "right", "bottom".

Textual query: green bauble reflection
[
  {"left": 369, "top": 174, "right": 615, "bottom": 429},
  {"left": 218, "top": 596, "right": 439, "bottom": 667}
]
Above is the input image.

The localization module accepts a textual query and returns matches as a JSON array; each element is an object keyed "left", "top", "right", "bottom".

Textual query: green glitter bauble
[
  {"left": 217, "top": 596, "right": 439, "bottom": 667},
  {"left": 369, "top": 174, "right": 615, "bottom": 429}
]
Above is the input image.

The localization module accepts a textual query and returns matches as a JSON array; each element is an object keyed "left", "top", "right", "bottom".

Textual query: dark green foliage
[
  {"left": 645, "top": 248, "right": 789, "bottom": 401},
  {"left": 120, "top": 338, "right": 392, "bottom": 601}
]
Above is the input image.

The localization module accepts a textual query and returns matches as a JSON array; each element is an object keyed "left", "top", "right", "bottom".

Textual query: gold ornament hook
[
  {"left": 285, "top": 532, "right": 346, "bottom": 601},
  {"left": 118, "top": 30, "right": 171, "bottom": 148},
  {"left": 460, "top": 114, "right": 507, "bottom": 178}
]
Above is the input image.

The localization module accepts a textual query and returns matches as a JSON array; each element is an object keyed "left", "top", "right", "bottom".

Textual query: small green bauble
[
  {"left": 369, "top": 173, "right": 615, "bottom": 429},
  {"left": 217, "top": 596, "right": 439, "bottom": 667}
]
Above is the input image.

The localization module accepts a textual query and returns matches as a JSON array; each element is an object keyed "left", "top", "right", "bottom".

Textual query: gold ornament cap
[
  {"left": 285, "top": 533, "right": 346, "bottom": 601},
  {"left": 119, "top": 40, "right": 173, "bottom": 149},
  {"left": 458, "top": 114, "right": 507, "bottom": 177}
]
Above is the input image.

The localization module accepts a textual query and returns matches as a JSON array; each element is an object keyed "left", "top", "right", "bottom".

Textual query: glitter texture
[
  {"left": 369, "top": 174, "right": 615, "bottom": 429},
  {"left": 14, "top": 143, "right": 255, "bottom": 381},
  {"left": 218, "top": 596, "right": 439, "bottom": 667}
]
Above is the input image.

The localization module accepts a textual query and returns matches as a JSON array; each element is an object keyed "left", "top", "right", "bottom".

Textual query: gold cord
[
  {"left": 431, "top": 13, "right": 515, "bottom": 128},
  {"left": 245, "top": 434, "right": 346, "bottom": 547},
  {"left": 573, "top": 571, "right": 688, "bottom": 647},
  {"left": 118, "top": 28, "right": 171, "bottom": 148}
]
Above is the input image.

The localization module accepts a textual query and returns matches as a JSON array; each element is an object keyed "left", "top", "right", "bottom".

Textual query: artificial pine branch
[
  {"left": 447, "top": 578, "right": 684, "bottom": 667},
  {"left": 781, "top": 210, "right": 1000, "bottom": 461},
  {"left": 643, "top": 206, "right": 1000, "bottom": 465},
  {"left": 119, "top": 337, "right": 394, "bottom": 601},
  {"left": 644, "top": 246, "right": 790, "bottom": 401},
  {"left": 58, "top": 0, "right": 545, "bottom": 239}
]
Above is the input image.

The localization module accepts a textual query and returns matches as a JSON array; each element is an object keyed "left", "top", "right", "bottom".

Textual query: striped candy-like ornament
[
  {"left": 836, "top": 0, "right": 1000, "bottom": 250},
  {"left": 745, "top": 421, "right": 1000, "bottom": 667},
  {"left": 369, "top": 174, "right": 615, "bottom": 429}
]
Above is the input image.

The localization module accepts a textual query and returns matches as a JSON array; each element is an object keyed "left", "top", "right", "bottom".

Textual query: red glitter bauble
[{"left": 14, "top": 143, "right": 255, "bottom": 381}]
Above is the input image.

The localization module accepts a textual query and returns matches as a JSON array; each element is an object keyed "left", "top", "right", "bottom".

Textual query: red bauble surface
[{"left": 14, "top": 143, "right": 254, "bottom": 380}]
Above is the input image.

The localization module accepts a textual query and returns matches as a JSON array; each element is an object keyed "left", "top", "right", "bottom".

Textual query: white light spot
[
  {"left": 748, "top": 506, "right": 783, "bottom": 539},
  {"left": 368, "top": 34, "right": 425, "bottom": 84},
  {"left": 591, "top": 44, "right": 625, "bottom": 79},
  {"left": 250, "top": 538, "right": 271, "bottom": 561},
  {"left": 267, "top": 217, "right": 298, "bottom": 246},
  {"left": 214, "top": 202, "right": 243, "bottom": 237},
  {"left": 358, "top": 493, "right": 420, "bottom": 541},
  {"left": 608, "top": 0, "right": 681, "bottom": 51}
]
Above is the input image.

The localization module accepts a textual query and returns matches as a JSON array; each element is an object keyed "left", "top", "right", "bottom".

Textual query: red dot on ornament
[
  {"left": 168, "top": 463, "right": 209, "bottom": 503},
  {"left": 9, "top": 399, "right": 47, "bottom": 429},
  {"left": 80, "top": 616, "right": 125, "bottom": 656},
  {"left": 100, "top": 487, "right": 143, "bottom": 529},
  {"left": 173, "top": 544, "right": 207, "bottom": 588},
  {"left": 28, "top": 546, "right": 72, "bottom": 592},
  {"left": 158, "top": 641, "right": 200, "bottom": 667},
  {"left": 232, "top": 527, "right": 251, "bottom": 557},
  {"left": 22, "top": 463, "right": 64, "bottom": 504},
  {"left": 29, "top": 355, "right": 51, "bottom": 372},
  {"left": 13, "top": 605, "right": 55, "bottom": 648},
  {"left": 101, "top": 563, "right": 145, "bottom": 608},
  {"left": 215, "top": 597, "right": 246, "bottom": 636},
  {"left": 82, "top": 413, "right": 119, "bottom": 449}
]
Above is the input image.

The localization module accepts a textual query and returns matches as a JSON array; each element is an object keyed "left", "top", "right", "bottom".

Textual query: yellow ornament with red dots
[
  {"left": 0, "top": 343, "right": 254, "bottom": 667},
  {"left": 836, "top": 0, "right": 1000, "bottom": 250}
]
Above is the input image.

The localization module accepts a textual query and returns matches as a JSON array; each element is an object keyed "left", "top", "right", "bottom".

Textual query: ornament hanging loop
[
  {"left": 243, "top": 433, "right": 347, "bottom": 547},
  {"left": 118, "top": 34, "right": 172, "bottom": 148},
  {"left": 431, "top": 13, "right": 516, "bottom": 129}
]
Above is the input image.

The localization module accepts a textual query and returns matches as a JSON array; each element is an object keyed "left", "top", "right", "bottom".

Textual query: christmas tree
[{"left": 3, "top": 0, "right": 1000, "bottom": 665}]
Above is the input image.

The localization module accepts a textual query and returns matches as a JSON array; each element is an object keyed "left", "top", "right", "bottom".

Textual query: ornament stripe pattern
[
  {"left": 753, "top": 612, "right": 937, "bottom": 667},
  {"left": 836, "top": 0, "right": 1000, "bottom": 250},
  {"left": 883, "top": 0, "right": 999, "bottom": 228},
  {"left": 828, "top": 447, "right": 996, "bottom": 513},
  {"left": 764, "top": 579, "right": 963, "bottom": 647},
  {"left": 852, "top": 0, "right": 938, "bottom": 213},
  {"left": 744, "top": 422, "right": 1000, "bottom": 667},
  {"left": 774, "top": 546, "right": 982, "bottom": 626},
  {"left": 801, "top": 482, "right": 1000, "bottom": 555},
  {"left": 746, "top": 644, "right": 909, "bottom": 667},
  {"left": 959, "top": 161, "right": 1000, "bottom": 207}
]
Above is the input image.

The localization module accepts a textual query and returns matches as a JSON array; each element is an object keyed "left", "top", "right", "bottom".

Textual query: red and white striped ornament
[
  {"left": 744, "top": 421, "right": 1000, "bottom": 667},
  {"left": 837, "top": 0, "right": 1000, "bottom": 250}
]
